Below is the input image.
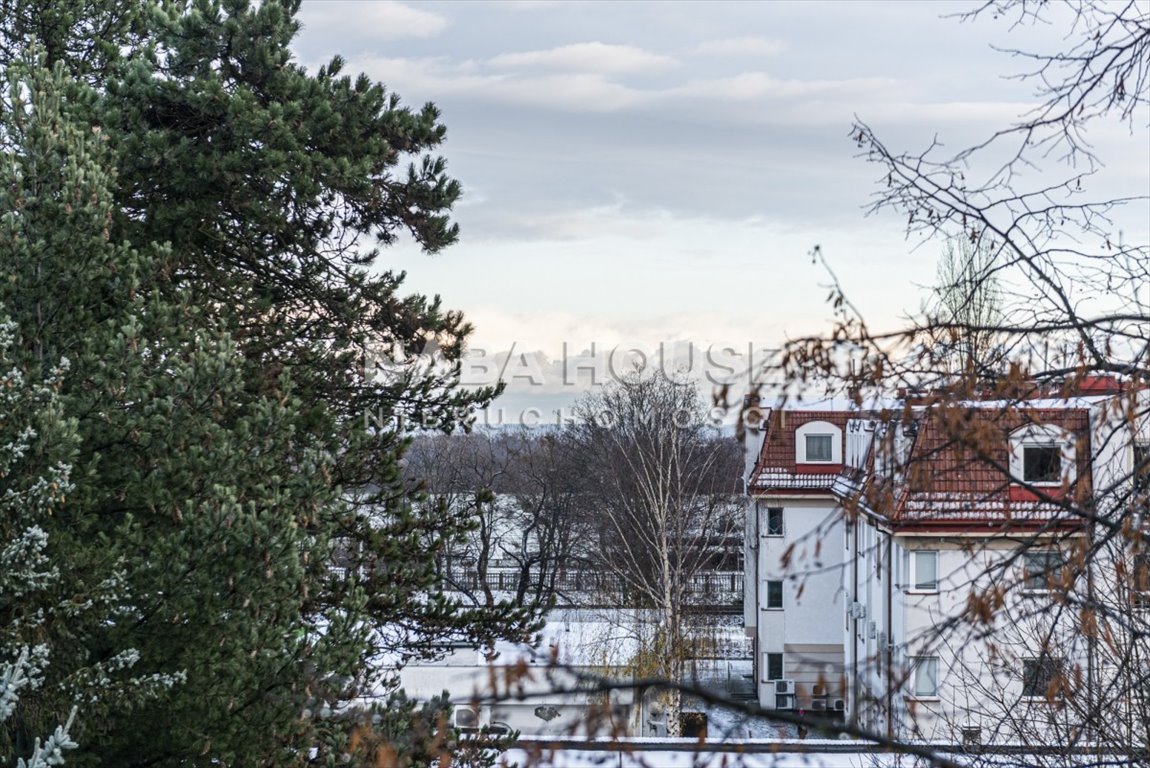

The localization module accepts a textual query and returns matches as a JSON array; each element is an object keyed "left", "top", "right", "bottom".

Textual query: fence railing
[{"left": 443, "top": 568, "right": 743, "bottom": 608}]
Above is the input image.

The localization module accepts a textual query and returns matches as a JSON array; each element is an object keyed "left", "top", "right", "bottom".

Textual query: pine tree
[
  {"left": 0, "top": 314, "right": 81, "bottom": 767},
  {"left": 0, "top": 10, "right": 532, "bottom": 763}
]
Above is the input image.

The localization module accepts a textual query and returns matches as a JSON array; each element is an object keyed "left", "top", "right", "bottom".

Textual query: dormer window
[
  {"left": 1009, "top": 424, "right": 1075, "bottom": 487},
  {"left": 806, "top": 434, "right": 833, "bottom": 462},
  {"left": 795, "top": 420, "right": 843, "bottom": 465}
]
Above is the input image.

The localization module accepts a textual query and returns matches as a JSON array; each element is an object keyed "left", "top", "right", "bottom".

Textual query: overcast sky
[{"left": 292, "top": 1, "right": 1148, "bottom": 421}]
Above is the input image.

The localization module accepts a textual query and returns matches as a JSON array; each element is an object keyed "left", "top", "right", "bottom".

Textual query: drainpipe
[
  {"left": 850, "top": 515, "right": 860, "bottom": 730},
  {"left": 1085, "top": 501, "right": 1097, "bottom": 747},
  {"left": 885, "top": 532, "right": 894, "bottom": 741}
]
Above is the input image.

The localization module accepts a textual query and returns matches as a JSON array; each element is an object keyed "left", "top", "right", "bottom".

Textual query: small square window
[
  {"left": 912, "top": 656, "right": 938, "bottom": 697},
  {"left": 766, "top": 580, "right": 783, "bottom": 609},
  {"left": 1023, "top": 444, "right": 1061, "bottom": 483},
  {"left": 1022, "top": 551, "right": 1064, "bottom": 592},
  {"left": 1022, "top": 656, "right": 1062, "bottom": 698},
  {"left": 805, "top": 434, "right": 833, "bottom": 462},
  {"left": 911, "top": 551, "right": 939, "bottom": 592},
  {"left": 766, "top": 653, "right": 783, "bottom": 680},
  {"left": 766, "top": 507, "right": 784, "bottom": 537}
]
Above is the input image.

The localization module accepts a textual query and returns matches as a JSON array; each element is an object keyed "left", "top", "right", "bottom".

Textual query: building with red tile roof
[{"left": 744, "top": 382, "right": 1150, "bottom": 746}]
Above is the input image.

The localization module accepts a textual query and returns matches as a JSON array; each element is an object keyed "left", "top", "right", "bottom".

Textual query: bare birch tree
[
  {"left": 932, "top": 237, "right": 1004, "bottom": 378},
  {"left": 565, "top": 373, "right": 742, "bottom": 736}
]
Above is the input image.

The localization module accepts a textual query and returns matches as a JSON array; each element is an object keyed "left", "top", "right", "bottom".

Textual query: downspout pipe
[{"left": 885, "top": 533, "right": 894, "bottom": 742}]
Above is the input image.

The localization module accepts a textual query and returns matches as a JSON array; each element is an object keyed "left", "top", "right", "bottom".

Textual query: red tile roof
[
  {"left": 754, "top": 402, "right": 1095, "bottom": 531},
  {"left": 890, "top": 406, "right": 1091, "bottom": 530},
  {"left": 749, "top": 410, "right": 854, "bottom": 495}
]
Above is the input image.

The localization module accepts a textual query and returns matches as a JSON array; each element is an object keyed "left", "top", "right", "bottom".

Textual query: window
[
  {"left": 1022, "top": 551, "right": 1064, "bottom": 592},
  {"left": 765, "top": 507, "right": 784, "bottom": 537},
  {"left": 1009, "top": 425, "right": 1075, "bottom": 487},
  {"left": 1132, "top": 552, "right": 1150, "bottom": 609},
  {"left": 1134, "top": 442, "right": 1150, "bottom": 496},
  {"left": 911, "top": 656, "right": 939, "bottom": 697},
  {"left": 1023, "top": 444, "right": 1062, "bottom": 483},
  {"left": 766, "top": 653, "right": 783, "bottom": 680},
  {"left": 805, "top": 434, "right": 833, "bottom": 462},
  {"left": 910, "top": 550, "right": 939, "bottom": 592},
  {"left": 766, "top": 580, "right": 783, "bottom": 609},
  {"left": 1022, "top": 657, "right": 1062, "bottom": 698},
  {"left": 795, "top": 420, "right": 842, "bottom": 464}
]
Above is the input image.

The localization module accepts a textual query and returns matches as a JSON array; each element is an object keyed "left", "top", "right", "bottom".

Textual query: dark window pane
[
  {"left": 767, "top": 653, "right": 783, "bottom": 680},
  {"left": 766, "top": 580, "right": 783, "bottom": 608},
  {"left": 1135, "top": 443, "right": 1150, "bottom": 496},
  {"left": 1023, "top": 445, "right": 1061, "bottom": 483},
  {"left": 1023, "top": 657, "right": 1061, "bottom": 697},
  {"left": 766, "top": 508, "right": 784, "bottom": 536}
]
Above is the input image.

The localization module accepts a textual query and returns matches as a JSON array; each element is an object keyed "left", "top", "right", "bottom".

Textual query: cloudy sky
[{"left": 292, "top": 1, "right": 1148, "bottom": 421}]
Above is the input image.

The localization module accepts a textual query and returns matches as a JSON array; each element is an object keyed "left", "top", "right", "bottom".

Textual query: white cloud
[
  {"left": 298, "top": 1, "right": 448, "bottom": 43},
  {"left": 357, "top": 56, "right": 647, "bottom": 112},
  {"left": 672, "top": 72, "right": 901, "bottom": 102},
  {"left": 488, "top": 43, "right": 678, "bottom": 74},
  {"left": 692, "top": 36, "right": 788, "bottom": 58}
]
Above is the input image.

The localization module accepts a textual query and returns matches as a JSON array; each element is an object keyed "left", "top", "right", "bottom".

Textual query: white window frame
[
  {"left": 1009, "top": 424, "right": 1075, "bottom": 487},
  {"left": 911, "top": 656, "right": 939, "bottom": 699},
  {"left": 909, "top": 550, "right": 939, "bottom": 593},
  {"left": 1021, "top": 550, "right": 1065, "bottom": 593},
  {"left": 795, "top": 420, "right": 843, "bottom": 464}
]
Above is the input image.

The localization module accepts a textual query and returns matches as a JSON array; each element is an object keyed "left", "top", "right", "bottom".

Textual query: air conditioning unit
[
  {"left": 811, "top": 700, "right": 827, "bottom": 712},
  {"left": 832, "top": 698, "right": 846, "bottom": 712},
  {"left": 775, "top": 679, "right": 796, "bottom": 695},
  {"left": 812, "top": 684, "right": 828, "bottom": 697},
  {"left": 453, "top": 707, "right": 480, "bottom": 730},
  {"left": 774, "top": 693, "right": 795, "bottom": 710}
]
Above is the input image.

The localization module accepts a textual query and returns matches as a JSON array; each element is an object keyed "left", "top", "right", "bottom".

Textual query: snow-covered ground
[{"left": 394, "top": 607, "right": 756, "bottom": 737}]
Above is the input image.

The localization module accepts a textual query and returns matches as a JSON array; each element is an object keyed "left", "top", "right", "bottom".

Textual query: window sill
[
  {"left": 762, "top": 607, "right": 783, "bottom": 612},
  {"left": 906, "top": 696, "right": 940, "bottom": 702},
  {"left": 906, "top": 588, "right": 939, "bottom": 595}
]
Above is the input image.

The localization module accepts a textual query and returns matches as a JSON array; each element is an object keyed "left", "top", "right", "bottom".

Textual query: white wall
[
  {"left": 752, "top": 496, "right": 846, "bottom": 708},
  {"left": 851, "top": 531, "right": 1097, "bottom": 745}
]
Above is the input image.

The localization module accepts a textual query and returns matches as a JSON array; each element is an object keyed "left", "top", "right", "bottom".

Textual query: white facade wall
[
  {"left": 886, "top": 536, "right": 1089, "bottom": 743},
  {"left": 751, "top": 496, "right": 846, "bottom": 710}
]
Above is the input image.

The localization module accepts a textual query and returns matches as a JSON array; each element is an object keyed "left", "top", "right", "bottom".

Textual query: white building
[
  {"left": 743, "top": 406, "right": 854, "bottom": 715},
  {"left": 745, "top": 379, "right": 1150, "bottom": 748}
]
